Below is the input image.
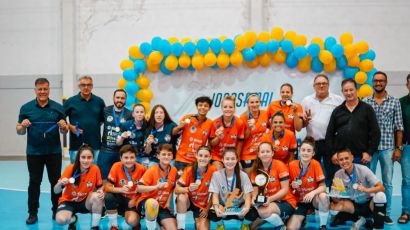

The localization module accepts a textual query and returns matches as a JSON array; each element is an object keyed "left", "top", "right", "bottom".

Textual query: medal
[
  {"left": 185, "top": 118, "right": 191, "bottom": 124},
  {"left": 115, "top": 127, "right": 120, "bottom": 132},
  {"left": 275, "top": 140, "right": 280, "bottom": 145},
  {"left": 352, "top": 183, "right": 358, "bottom": 189},
  {"left": 296, "top": 179, "right": 302, "bottom": 185},
  {"left": 196, "top": 179, "right": 201, "bottom": 186},
  {"left": 286, "top": 100, "right": 292, "bottom": 106},
  {"left": 69, "top": 177, "right": 75, "bottom": 184},
  {"left": 126, "top": 131, "right": 131, "bottom": 137},
  {"left": 127, "top": 181, "right": 133, "bottom": 187}
]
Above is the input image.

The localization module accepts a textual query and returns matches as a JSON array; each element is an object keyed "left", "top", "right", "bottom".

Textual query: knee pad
[
  {"left": 145, "top": 199, "right": 159, "bottom": 220},
  {"left": 104, "top": 193, "right": 118, "bottom": 210},
  {"left": 373, "top": 192, "right": 386, "bottom": 204}
]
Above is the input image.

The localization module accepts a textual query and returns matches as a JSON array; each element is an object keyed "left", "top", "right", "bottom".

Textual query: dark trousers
[
  {"left": 26, "top": 154, "right": 62, "bottom": 215},
  {"left": 314, "top": 140, "right": 333, "bottom": 187}
]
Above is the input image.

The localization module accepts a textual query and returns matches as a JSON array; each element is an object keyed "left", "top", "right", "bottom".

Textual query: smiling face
[
  {"left": 271, "top": 115, "right": 285, "bottom": 133},
  {"left": 79, "top": 150, "right": 94, "bottom": 170},
  {"left": 299, "top": 143, "right": 315, "bottom": 162},
  {"left": 342, "top": 81, "right": 358, "bottom": 103},
  {"left": 113, "top": 91, "right": 126, "bottom": 109},
  {"left": 247, "top": 95, "right": 261, "bottom": 113},
  {"left": 121, "top": 151, "right": 136, "bottom": 169},
  {"left": 196, "top": 102, "right": 211, "bottom": 117},
  {"left": 133, "top": 105, "right": 146, "bottom": 122},
  {"left": 78, "top": 78, "right": 93, "bottom": 98},
  {"left": 222, "top": 150, "right": 238, "bottom": 171},
  {"left": 157, "top": 149, "right": 173, "bottom": 165},
  {"left": 313, "top": 76, "right": 329, "bottom": 97},
  {"left": 154, "top": 107, "right": 165, "bottom": 124},
  {"left": 258, "top": 143, "right": 274, "bottom": 164},
  {"left": 222, "top": 98, "right": 235, "bottom": 117},
  {"left": 372, "top": 73, "right": 387, "bottom": 93},
  {"left": 337, "top": 151, "right": 354, "bottom": 171},
  {"left": 35, "top": 82, "right": 50, "bottom": 104},
  {"left": 196, "top": 148, "right": 211, "bottom": 168},
  {"left": 280, "top": 85, "right": 293, "bottom": 101}
]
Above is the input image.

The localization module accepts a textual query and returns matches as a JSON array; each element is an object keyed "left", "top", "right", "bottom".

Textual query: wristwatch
[{"left": 396, "top": 146, "right": 403, "bottom": 151}]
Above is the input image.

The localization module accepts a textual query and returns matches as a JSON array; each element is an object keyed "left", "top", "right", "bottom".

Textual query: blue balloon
[
  {"left": 311, "top": 57, "right": 324, "bottom": 73},
  {"left": 365, "top": 68, "right": 377, "bottom": 85},
  {"left": 160, "top": 59, "right": 173, "bottom": 75},
  {"left": 360, "top": 50, "right": 376, "bottom": 61},
  {"left": 281, "top": 40, "right": 294, "bottom": 53},
  {"left": 125, "top": 95, "right": 136, "bottom": 107},
  {"left": 123, "top": 69, "right": 137, "bottom": 81},
  {"left": 324, "top": 37, "right": 337, "bottom": 50},
  {"left": 129, "top": 56, "right": 137, "bottom": 62},
  {"left": 140, "top": 42, "right": 152, "bottom": 56},
  {"left": 308, "top": 43, "right": 320, "bottom": 57},
  {"left": 222, "top": 39, "right": 235, "bottom": 54},
  {"left": 343, "top": 67, "right": 360, "bottom": 79},
  {"left": 286, "top": 53, "right": 298, "bottom": 68},
  {"left": 197, "top": 39, "right": 209, "bottom": 55},
  {"left": 210, "top": 39, "right": 222, "bottom": 54},
  {"left": 183, "top": 42, "right": 196, "bottom": 56},
  {"left": 336, "top": 56, "right": 347, "bottom": 69},
  {"left": 242, "top": 48, "right": 256, "bottom": 61},
  {"left": 294, "top": 46, "right": 307, "bottom": 59},
  {"left": 267, "top": 40, "right": 280, "bottom": 53},
  {"left": 124, "top": 81, "right": 140, "bottom": 95},
  {"left": 151, "top": 36, "right": 162, "bottom": 50},
  {"left": 253, "top": 41, "right": 267, "bottom": 55},
  {"left": 171, "top": 42, "right": 183, "bottom": 57},
  {"left": 159, "top": 40, "right": 171, "bottom": 56},
  {"left": 331, "top": 44, "right": 344, "bottom": 58},
  {"left": 134, "top": 59, "right": 146, "bottom": 73}
]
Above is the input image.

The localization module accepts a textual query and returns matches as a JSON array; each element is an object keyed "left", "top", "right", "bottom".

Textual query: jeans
[
  {"left": 69, "top": 150, "right": 100, "bottom": 164},
  {"left": 97, "top": 151, "right": 120, "bottom": 179},
  {"left": 26, "top": 154, "right": 62, "bottom": 215},
  {"left": 401, "top": 145, "right": 410, "bottom": 214},
  {"left": 370, "top": 148, "right": 394, "bottom": 215}
]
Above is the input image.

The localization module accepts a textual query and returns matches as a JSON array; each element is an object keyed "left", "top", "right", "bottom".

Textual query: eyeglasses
[
  {"left": 314, "top": 82, "right": 329, "bottom": 86},
  {"left": 79, "top": 84, "right": 93, "bottom": 88}
]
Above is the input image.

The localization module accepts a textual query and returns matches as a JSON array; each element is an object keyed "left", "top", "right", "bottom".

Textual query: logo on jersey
[
  {"left": 221, "top": 185, "right": 227, "bottom": 193},
  {"left": 231, "top": 134, "right": 237, "bottom": 140},
  {"left": 120, "top": 179, "right": 126, "bottom": 186},
  {"left": 282, "top": 146, "right": 289, "bottom": 151},
  {"left": 307, "top": 177, "right": 314, "bottom": 183},
  {"left": 269, "top": 177, "right": 276, "bottom": 182},
  {"left": 107, "top": 116, "right": 114, "bottom": 122},
  {"left": 202, "top": 130, "right": 208, "bottom": 136},
  {"left": 86, "top": 182, "right": 93, "bottom": 188},
  {"left": 262, "top": 122, "right": 267, "bottom": 127},
  {"left": 190, "top": 126, "right": 197, "bottom": 133},
  {"left": 164, "top": 134, "right": 171, "bottom": 142},
  {"left": 287, "top": 114, "right": 294, "bottom": 119}
]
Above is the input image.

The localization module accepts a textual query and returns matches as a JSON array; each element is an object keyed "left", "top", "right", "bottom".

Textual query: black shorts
[
  {"left": 188, "top": 202, "right": 204, "bottom": 219},
  {"left": 137, "top": 199, "right": 175, "bottom": 224},
  {"left": 208, "top": 209, "right": 244, "bottom": 222},
  {"left": 293, "top": 202, "right": 315, "bottom": 216},
  {"left": 353, "top": 200, "right": 372, "bottom": 217},
  {"left": 240, "top": 160, "right": 255, "bottom": 169},
  {"left": 104, "top": 193, "right": 137, "bottom": 215},
  {"left": 244, "top": 201, "right": 295, "bottom": 221},
  {"left": 57, "top": 200, "right": 89, "bottom": 214}
]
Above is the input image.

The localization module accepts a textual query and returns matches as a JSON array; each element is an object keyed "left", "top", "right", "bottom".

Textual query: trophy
[
  {"left": 255, "top": 170, "right": 269, "bottom": 204},
  {"left": 221, "top": 188, "right": 243, "bottom": 215}
]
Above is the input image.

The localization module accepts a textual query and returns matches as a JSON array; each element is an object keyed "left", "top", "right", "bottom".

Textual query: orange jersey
[
  {"left": 240, "top": 110, "right": 269, "bottom": 161},
  {"left": 178, "top": 164, "right": 218, "bottom": 208},
  {"left": 136, "top": 164, "right": 178, "bottom": 208},
  {"left": 251, "top": 160, "right": 297, "bottom": 208},
  {"left": 266, "top": 100, "right": 303, "bottom": 133},
  {"left": 209, "top": 116, "right": 245, "bottom": 161},
  {"left": 107, "top": 162, "right": 146, "bottom": 199},
  {"left": 58, "top": 164, "right": 102, "bottom": 204},
  {"left": 288, "top": 159, "right": 325, "bottom": 202},
  {"left": 176, "top": 114, "right": 213, "bottom": 163},
  {"left": 261, "top": 129, "right": 297, "bottom": 164}
]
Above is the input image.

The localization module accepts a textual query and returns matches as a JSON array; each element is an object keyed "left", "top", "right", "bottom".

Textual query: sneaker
[
  {"left": 384, "top": 216, "right": 393, "bottom": 225},
  {"left": 350, "top": 216, "right": 366, "bottom": 230},
  {"left": 240, "top": 224, "right": 250, "bottom": 230},
  {"left": 216, "top": 224, "right": 225, "bottom": 230},
  {"left": 319, "top": 225, "right": 327, "bottom": 230},
  {"left": 25, "top": 214, "right": 38, "bottom": 225},
  {"left": 68, "top": 214, "right": 78, "bottom": 230}
]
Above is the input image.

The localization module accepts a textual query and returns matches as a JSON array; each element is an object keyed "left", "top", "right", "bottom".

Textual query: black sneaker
[
  {"left": 25, "top": 214, "right": 38, "bottom": 225},
  {"left": 384, "top": 215, "right": 394, "bottom": 225},
  {"left": 330, "top": 213, "right": 346, "bottom": 227},
  {"left": 68, "top": 214, "right": 78, "bottom": 230}
]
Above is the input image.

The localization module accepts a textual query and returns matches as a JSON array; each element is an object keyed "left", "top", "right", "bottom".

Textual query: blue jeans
[
  {"left": 97, "top": 151, "right": 120, "bottom": 179},
  {"left": 69, "top": 150, "right": 100, "bottom": 164},
  {"left": 370, "top": 148, "right": 394, "bottom": 215},
  {"left": 401, "top": 145, "right": 410, "bottom": 214}
]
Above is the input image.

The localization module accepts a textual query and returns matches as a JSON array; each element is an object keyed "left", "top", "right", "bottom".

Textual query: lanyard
[
  {"left": 346, "top": 165, "right": 357, "bottom": 184},
  {"left": 297, "top": 161, "right": 311, "bottom": 180},
  {"left": 220, "top": 116, "right": 235, "bottom": 128},
  {"left": 224, "top": 170, "right": 236, "bottom": 192},
  {"left": 31, "top": 121, "right": 58, "bottom": 137},
  {"left": 158, "top": 164, "right": 170, "bottom": 182},
  {"left": 112, "top": 107, "right": 124, "bottom": 128},
  {"left": 271, "top": 130, "right": 284, "bottom": 142},
  {"left": 196, "top": 166, "right": 208, "bottom": 181},
  {"left": 192, "top": 114, "right": 206, "bottom": 128},
  {"left": 72, "top": 168, "right": 88, "bottom": 179},
  {"left": 123, "top": 165, "right": 135, "bottom": 182},
  {"left": 151, "top": 124, "right": 164, "bottom": 135},
  {"left": 263, "top": 161, "right": 273, "bottom": 175},
  {"left": 248, "top": 110, "right": 260, "bottom": 120}
]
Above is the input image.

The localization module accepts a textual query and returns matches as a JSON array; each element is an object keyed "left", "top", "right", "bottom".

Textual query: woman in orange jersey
[
  {"left": 175, "top": 146, "right": 218, "bottom": 230},
  {"left": 261, "top": 111, "right": 297, "bottom": 164},
  {"left": 240, "top": 93, "right": 269, "bottom": 174},
  {"left": 104, "top": 145, "right": 146, "bottom": 230},
  {"left": 54, "top": 144, "right": 104, "bottom": 230},
  {"left": 245, "top": 142, "right": 296, "bottom": 229},
  {"left": 173, "top": 96, "right": 213, "bottom": 174},
  {"left": 287, "top": 136, "right": 329, "bottom": 230},
  {"left": 135, "top": 144, "right": 178, "bottom": 230},
  {"left": 209, "top": 96, "right": 245, "bottom": 169},
  {"left": 267, "top": 83, "right": 303, "bottom": 133}
]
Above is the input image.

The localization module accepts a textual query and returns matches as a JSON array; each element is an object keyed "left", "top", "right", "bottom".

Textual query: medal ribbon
[
  {"left": 150, "top": 124, "right": 164, "bottom": 135},
  {"left": 158, "top": 164, "right": 170, "bottom": 182},
  {"left": 31, "top": 121, "right": 58, "bottom": 137},
  {"left": 123, "top": 165, "right": 135, "bottom": 182},
  {"left": 196, "top": 166, "right": 208, "bottom": 181},
  {"left": 297, "top": 161, "right": 311, "bottom": 180},
  {"left": 112, "top": 107, "right": 124, "bottom": 129},
  {"left": 72, "top": 168, "right": 88, "bottom": 179},
  {"left": 221, "top": 116, "right": 235, "bottom": 128},
  {"left": 346, "top": 165, "right": 357, "bottom": 184},
  {"left": 271, "top": 130, "right": 284, "bottom": 143},
  {"left": 224, "top": 170, "right": 236, "bottom": 192}
]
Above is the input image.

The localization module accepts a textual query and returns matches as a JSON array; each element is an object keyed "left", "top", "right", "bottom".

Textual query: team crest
[
  {"left": 269, "top": 177, "right": 276, "bottom": 182},
  {"left": 190, "top": 126, "right": 197, "bottom": 133},
  {"left": 164, "top": 134, "right": 171, "bottom": 142},
  {"left": 261, "top": 122, "right": 267, "bottom": 127},
  {"left": 221, "top": 185, "right": 227, "bottom": 192},
  {"left": 231, "top": 134, "right": 237, "bottom": 140},
  {"left": 71, "top": 191, "right": 77, "bottom": 196},
  {"left": 282, "top": 146, "right": 289, "bottom": 151},
  {"left": 87, "top": 182, "right": 93, "bottom": 188},
  {"left": 287, "top": 114, "right": 294, "bottom": 119},
  {"left": 202, "top": 130, "right": 208, "bottom": 136},
  {"left": 120, "top": 179, "right": 126, "bottom": 185},
  {"left": 307, "top": 177, "right": 314, "bottom": 183},
  {"left": 107, "top": 116, "right": 113, "bottom": 122}
]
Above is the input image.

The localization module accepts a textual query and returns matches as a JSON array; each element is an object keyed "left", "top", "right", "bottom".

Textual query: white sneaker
[{"left": 350, "top": 216, "right": 366, "bottom": 230}]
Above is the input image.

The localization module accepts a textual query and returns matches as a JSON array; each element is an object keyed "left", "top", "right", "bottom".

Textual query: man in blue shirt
[
  {"left": 16, "top": 78, "right": 68, "bottom": 224},
  {"left": 64, "top": 75, "right": 105, "bottom": 163}
]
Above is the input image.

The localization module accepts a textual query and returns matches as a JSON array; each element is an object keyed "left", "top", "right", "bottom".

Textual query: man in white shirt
[{"left": 302, "top": 74, "right": 343, "bottom": 186}]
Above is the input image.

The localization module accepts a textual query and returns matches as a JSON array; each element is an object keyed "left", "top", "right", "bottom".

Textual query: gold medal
[{"left": 115, "top": 127, "right": 120, "bottom": 132}]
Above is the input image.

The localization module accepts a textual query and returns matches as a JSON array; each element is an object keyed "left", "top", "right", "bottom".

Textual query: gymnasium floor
[{"left": 0, "top": 160, "right": 407, "bottom": 229}]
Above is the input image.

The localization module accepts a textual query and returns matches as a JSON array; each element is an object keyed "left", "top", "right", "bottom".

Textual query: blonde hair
[{"left": 222, "top": 95, "right": 236, "bottom": 108}]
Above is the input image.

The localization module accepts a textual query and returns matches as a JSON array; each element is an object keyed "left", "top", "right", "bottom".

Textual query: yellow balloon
[
  {"left": 136, "top": 75, "right": 150, "bottom": 89},
  {"left": 234, "top": 35, "right": 247, "bottom": 51},
  {"left": 344, "top": 44, "right": 357, "bottom": 58},
  {"left": 355, "top": 41, "right": 369, "bottom": 54},
  {"left": 180, "top": 38, "right": 192, "bottom": 45},
  {"left": 146, "top": 60, "right": 160, "bottom": 73},
  {"left": 297, "top": 56, "right": 312, "bottom": 73},
  {"left": 129, "top": 46, "right": 144, "bottom": 59},
  {"left": 273, "top": 49, "right": 287, "bottom": 64},
  {"left": 168, "top": 37, "right": 179, "bottom": 44},
  {"left": 347, "top": 56, "right": 360, "bottom": 67},
  {"left": 319, "top": 50, "right": 334, "bottom": 65},
  {"left": 136, "top": 89, "right": 153, "bottom": 102},
  {"left": 178, "top": 54, "right": 191, "bottom": 69},
  {"left": 271, "top": 27, "right": 284, "bottom": 41},
  {"left": 294, "top": 35, "right": 307, "bottom": 46},
  {"left": 284, "top": 31, "right": 297, "bottom": 41},
  {"left": 148, "top": 51, "right": 163, "bottom": 65},
  {"left": 257, "top": 31, "right": 270, "bottom": 43},
  {"left": 164, "top": 55, "right": 178, "bottom": 71},
  {"left": 230, "top": 51, "right": 243, "bottom": 67},
  {"left": 219, "top": 35, "right": 227, "bottom": 42},
  {"left": 217, "top": 53, "right": 230, "bottom": 69},
  {"left": 340, "top": 32, "right": 353, "bottom": 46},
  {"left": 245, "top": 59, "right": 259, "bottom": 68},
  {"left": 120, "top": 59, "right": 134, "bottom": 70},
  {"left": 359, "top": 59, "right": 374, "bottom": 72},
  {"left": 258, "top": 53, "right": 271, "bottom": 67},
  {"left": 311, "top": 37, "right": 324, "bottom": 50},
  {"left": 244, "top": 31, "right": 257, "bottom": 48},
  {"left": 140, "top": 101, "right": 151, "bottom": 114},
  {"left": 324, "top": 60, "right": 337, "bottom": 73},
  {"left": 117, "top": 77, "right": 127, "bottom": 89},
  {"left": 192, "top": 54, "right": 205, "bottom": 70},
  {"left": 355, "top": 71, "right": 368, "bottom": 84},
  {"left": 358, "top": 84, "right": 373, "bottom": 98},
  {"left": 204, "top": 52, "right": 217, "bottom": 67}
]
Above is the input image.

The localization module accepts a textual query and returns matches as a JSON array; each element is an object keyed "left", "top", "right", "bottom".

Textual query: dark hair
[
  {"left": 341, "top": 78, "right": 357, "bottom": 89},
  {"left": 157, "top": 143, "right": 173, "bottom": 155},
  {"left": 35, "top": 78, "right": 49, "bottom": 86},
  {"left": 336, "top": 148, "right": 353, "bottom": 156},
  {"left": 280, "top": 83, "right": 293, "bottom": 94},
  {"left": 300, "top": 136, "right": 315, "bottom": 149},
  {"left": 73, "top": 144, "right": 94, "bottom": 186},
  {"left": 190, "top": 146, "right": 211, "bottom": 182},
  {"left": 119, "top": 144, "right": 137, "bottom": 157},
  {"left": 222, "top": 147, "right": 242, "bottom": 191},
  {"left": 407, "top": 74, "right": 410, "bottom": 83},
  {"left": 314, "top": 74, "right": 329, "bottom": 83},
  {"left": 251, "top": 142, "right": 274, "bottom": 176},
  {"left": 373, "top": 71, "right": 388, "bottom": 80},
  {"left": 148, "top": 104, "right": 174, "bottom": 130},
  {"left": 113, "top": 89, "right": 127, "bottom": 98},
  {"left": 195, "top": 96, "right": 213, "bottom": 107},
  {"left": 270, "top": 110, "right": 286, "bottom": 123}
]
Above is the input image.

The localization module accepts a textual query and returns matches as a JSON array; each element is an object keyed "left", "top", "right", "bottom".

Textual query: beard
[
  {"left": 374, "top": 87, "right": 385, "bottom": 93},
  {"left": 115, "top": 101, "right": 124, "bottom": 109}
]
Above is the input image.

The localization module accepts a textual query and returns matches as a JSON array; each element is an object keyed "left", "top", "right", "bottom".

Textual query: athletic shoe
[
  {"left": 350, "top": 216, "right": 366, "bottom": 230},
  {"left": 68, "top": 214, "right": 78, "bottom": 230},
  {"left": 384, "top": 216, "right": 393, "bottom": 225},
  {"left": 25, "top": 214, "right": 38, "bottom": 225},
  {"left": 240, "top": 224, "right": 250, "bottom": 230},
  {"left": 216, "top": 224, "right": 225, "bottom": 230}
]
